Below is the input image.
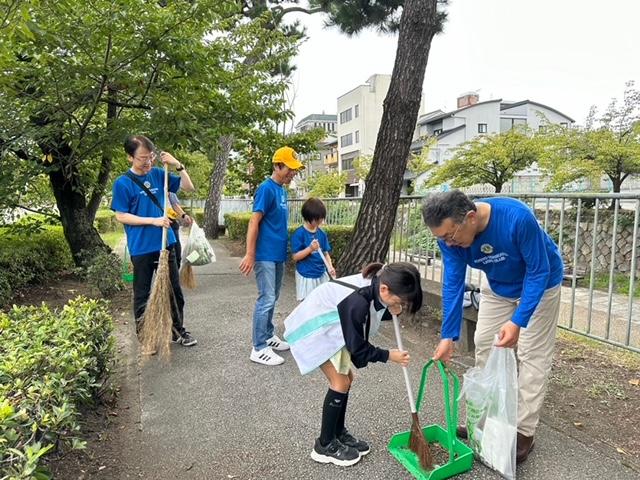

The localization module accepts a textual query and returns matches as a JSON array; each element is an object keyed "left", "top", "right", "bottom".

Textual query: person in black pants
[
  {"left": 167, "top": 191, "right": 193, "bottom": 269},
  {"left": 111, "top": 134, "right": 198, "bottom": 348}
]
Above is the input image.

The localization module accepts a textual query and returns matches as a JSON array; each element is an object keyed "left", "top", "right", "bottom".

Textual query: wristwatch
[{"left": 176, "top": 163, "right": 185, "bottom": 172}]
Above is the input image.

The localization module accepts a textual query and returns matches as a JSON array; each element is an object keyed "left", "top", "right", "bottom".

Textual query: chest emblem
[
  {"left": 144, "top": 181, "right": 151, "bottom": 189},
  {"left": 481, "top": 243, "right": 494, "bottom": 255}
]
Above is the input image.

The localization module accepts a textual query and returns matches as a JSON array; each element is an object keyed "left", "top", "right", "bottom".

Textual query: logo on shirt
[
  {"left": 480, "top": 243, "right": 494, "bottom": 255},
  {"left": 144, "top": 181, "right": 151, "bottom": 189}
]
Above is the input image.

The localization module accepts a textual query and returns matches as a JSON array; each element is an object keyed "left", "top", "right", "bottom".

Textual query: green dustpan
[
  {"left": 388, "top": 360, "right": 473, "bottom": 480},
  {"left": 121, "top": 245, "right": 134, "bottom": 283}
]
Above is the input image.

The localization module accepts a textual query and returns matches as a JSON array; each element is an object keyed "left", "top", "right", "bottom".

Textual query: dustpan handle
[
  {"left": 417, "top": 360, "right": 460, "bottom": 459},
  {"left": 391, "top": 314, "right": 417, "bottom": 414},
  {"left": 316, "top": 245, "right": 334, "bottom": 279}
]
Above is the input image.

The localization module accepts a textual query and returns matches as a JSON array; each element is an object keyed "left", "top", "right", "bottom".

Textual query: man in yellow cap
[{"left": 239, "top": 146, "right": 303, "bottom": 366}]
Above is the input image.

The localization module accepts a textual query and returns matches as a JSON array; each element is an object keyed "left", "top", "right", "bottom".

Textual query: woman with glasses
[
  {"left": 283, "top": 262, "right": 423, "bottom": 467},
  {"left": 111, "top": 134, "right": 198, "bottom": 348}
]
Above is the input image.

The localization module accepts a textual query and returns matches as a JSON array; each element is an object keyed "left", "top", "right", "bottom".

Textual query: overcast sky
[{"left": 287, "top": 0, "right": 640, "bottom": 127}]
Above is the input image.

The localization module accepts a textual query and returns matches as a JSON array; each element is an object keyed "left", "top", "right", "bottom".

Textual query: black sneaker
[
  {"left": 338, "top": 430, "right": 370, "bottom": 456},
  {"left": 310, "top": 438, "right": 360, "bottom": 466},
  {"left": 172, "top": 332, "right": 197, "bottom": 347}
]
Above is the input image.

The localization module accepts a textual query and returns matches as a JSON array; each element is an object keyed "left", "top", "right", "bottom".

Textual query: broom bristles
[
  {"left": 180, "top": 262, "right": 197, "bottom": 289},
  {"left": 139, "top": 249, "right": 173, "bottom": 360},
  {"left": 410, "top": 412, "right": 434, "bottom": 471}
]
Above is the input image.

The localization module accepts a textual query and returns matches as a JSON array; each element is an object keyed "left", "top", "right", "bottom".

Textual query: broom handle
[
  {"left": 392, "top": 314, "right": 417, "bottom": 414},
  {"left": 316, "top": 245, "right": 334, "bottom": 279},
  {"left": 161, "top": 161, "right": 169, "bottom": 250}
]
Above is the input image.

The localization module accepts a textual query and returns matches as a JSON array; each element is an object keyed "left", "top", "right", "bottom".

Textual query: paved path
[{"left": 122, "top": 240, "right": 638, "bottom": 479}]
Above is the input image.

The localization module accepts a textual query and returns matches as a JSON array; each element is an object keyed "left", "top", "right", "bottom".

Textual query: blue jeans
[{"left": 252, "top": 261, "right": 285, "bottom": 350}]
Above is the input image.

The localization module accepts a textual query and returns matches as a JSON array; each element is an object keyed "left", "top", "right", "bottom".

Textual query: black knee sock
[
  {"left": 320, "top": 389, "right": 348, "bottom": 446},
  {"left": 336, "top": 390, "right": 350, "bottom": 436}
]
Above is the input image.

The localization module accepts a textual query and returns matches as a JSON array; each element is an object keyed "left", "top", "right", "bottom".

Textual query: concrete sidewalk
[{"left": 123, "top": 240, "right": 638, "bottom": 479}]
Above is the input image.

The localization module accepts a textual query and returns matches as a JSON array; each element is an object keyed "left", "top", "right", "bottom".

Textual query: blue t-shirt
[
  {"left": 439, "top": 197, "right": 564, "bottom": 340},
  {"left": 291, "top": 226, "right": 332, "bottom": 278},
  {"left": 111, "top": 167, "right": 180, "bottom": 256},
  {"left": 253, "top": 178, "right": 288, "bottom": 262}
]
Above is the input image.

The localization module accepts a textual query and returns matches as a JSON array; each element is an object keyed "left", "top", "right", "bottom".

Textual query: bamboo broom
[
  {"left": 392, "top": 314, "right": 433, "bottom": 471},
  {"left": 139, "top": 162, "right": 173, "bottom": 359}
]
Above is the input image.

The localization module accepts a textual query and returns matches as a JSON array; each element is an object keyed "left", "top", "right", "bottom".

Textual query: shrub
[
  {"left": 0, "top": 297, "right": 115, "bottom": 479},
  {"left": 94, "top": 209, "right": 121, "bottom": 233},
  {"left": 0, "top": 227, "right": 74, "bottom": 306},
  {"left": 224, "top": 212, "right": 252, "bottom": 240},
  {"left": 77, "top": 250, "right": 125, "bottom": 298}
]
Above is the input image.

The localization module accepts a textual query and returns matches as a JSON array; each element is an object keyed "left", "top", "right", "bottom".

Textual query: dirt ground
[{"left": 8, "top": 243, "right": 640, "bottom": 478}]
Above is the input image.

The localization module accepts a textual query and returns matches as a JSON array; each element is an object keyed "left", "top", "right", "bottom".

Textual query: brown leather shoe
[
  {"left": 456, "top": 425, "right": 468, "bottom": 439},
  {"left": 516, "top": 433, "right": 535, "bottom": 463}
]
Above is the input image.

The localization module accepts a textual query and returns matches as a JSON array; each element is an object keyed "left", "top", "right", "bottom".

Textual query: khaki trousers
[{"left": 474, "top": 276, "right": 561, "bottom": 437}]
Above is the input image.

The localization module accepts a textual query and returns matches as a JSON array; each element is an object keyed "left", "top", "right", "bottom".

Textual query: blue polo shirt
[
  {"left": 111, "top": 167, "right": 180, "bottom": 256},
  {"left": 253, "top": 178, "right": 288, "bottom": 262},
  {"left": 439, "top": 197, "right": 564, "bottom": 340},
  {"left": 291, "top": 226, "right": 332, "bottom": 278}
]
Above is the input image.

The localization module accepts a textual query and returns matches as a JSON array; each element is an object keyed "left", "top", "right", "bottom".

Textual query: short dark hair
[
  {"left": 124, "top": 135, "right": 155, "bottom": 157},
  {"left": 421, "top": 190, "right": 476, "bottom": 228},
  {"left": 362, "top": 262, "right": 423, "bottom": 314},
  {"left": 301, "top": 198, "right": 326, "bottom": 223}
]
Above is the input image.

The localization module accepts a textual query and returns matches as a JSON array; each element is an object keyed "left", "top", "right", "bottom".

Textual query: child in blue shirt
[{"left": 291, "top": 198, "right": 336, "bottom": 300}]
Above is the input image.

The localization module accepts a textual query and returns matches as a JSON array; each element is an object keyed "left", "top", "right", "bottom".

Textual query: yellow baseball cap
[{"left": 272, "top": 146, "right": 304, "bottom": 170}]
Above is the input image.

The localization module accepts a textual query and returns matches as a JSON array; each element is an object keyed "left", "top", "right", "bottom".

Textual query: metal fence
[{"left": 288, "top": 193, "right": 640, "bottom": 353}]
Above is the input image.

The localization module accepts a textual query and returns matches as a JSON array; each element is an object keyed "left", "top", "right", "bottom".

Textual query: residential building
[
  {"left": 295, "top": 113, "right": 337, "bottom": 134},
  {"left": 411, "top": 92, "right": 574, "bottom": 192},
  {"left": 336, "top": 74, "right": 392, "bottom": 196}
]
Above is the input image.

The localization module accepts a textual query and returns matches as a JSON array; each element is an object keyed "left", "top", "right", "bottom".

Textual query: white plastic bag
[
  {"left": 181, "top": 221, "right": 216, "bottom": 266},
  {"left": 460, "top": 341, "right": 518, "bottom": 479}
]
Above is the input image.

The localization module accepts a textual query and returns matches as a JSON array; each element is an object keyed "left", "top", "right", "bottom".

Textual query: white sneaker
[
  {"left": 250, "top": 346, "right": 284, "bottom": 366},
  {"left": 267, "top": 335, "right": 290, "bottom": 351}
]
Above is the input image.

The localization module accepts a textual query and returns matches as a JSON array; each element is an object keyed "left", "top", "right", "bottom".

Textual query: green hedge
[
  {"left": 0, "top": 227, "right": 74, "bottom": 306},
  {"left": 0, "top": 297, "right": 115, "bottom": 479},
  {"left": 224, "top": 212, "right": 253, "bottom": 240},
  {"left": 223, "top": 212, "right": 354, "bottom": 266},
  {"left": 94, "top": 209, "right": 122, "bottom": 234}
]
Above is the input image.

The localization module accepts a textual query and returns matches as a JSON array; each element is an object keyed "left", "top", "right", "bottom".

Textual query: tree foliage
[
  {"left": 0, "top": 1, "right": 296, "bottom": 261},
  {"left": 305, "top": 170, "right": 346, "bottom": 198},
  {"left": 539, "top": 81, "right": 640, "bottom": 193},
  {"left": 427, "top": 127, "right": 541, "bottom": 192}
]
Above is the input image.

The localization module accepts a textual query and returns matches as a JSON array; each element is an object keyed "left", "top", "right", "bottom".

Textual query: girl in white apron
[{"left": 283, "top": 262, "right": 423, "bottom": 467}]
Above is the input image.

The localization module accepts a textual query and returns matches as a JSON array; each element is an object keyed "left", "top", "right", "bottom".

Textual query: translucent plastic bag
[
  {"left": 181, "top": 221, "right": 216, "bottom": 267},
  {"left": 460, "top": 340, "right": 518, "bottom": 479}
]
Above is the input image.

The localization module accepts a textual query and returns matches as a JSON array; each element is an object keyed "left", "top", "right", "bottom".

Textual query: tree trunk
[
  {"left": 494, "top": 182, "right": 503, "bottom": 193},
  {"left": 204, "top": 135, "right": 234, "bottom": 238},
  {"left": 47, "top": 143, "right": 110, "bottom": 265},
  {"left": 338, "top": 0, "right": 441, "bottom": 274}
]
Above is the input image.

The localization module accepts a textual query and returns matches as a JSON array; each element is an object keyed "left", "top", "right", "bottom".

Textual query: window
[
  {"left": 355, "top": 130, "right": 360, "bottom": 143},
  {"left": 433, "top": 128, "right": 443, "bottom": 136},
  {"left": 478, "top": 123, "right": 487, "bottom": 134},
  {"left": 539, "top": 125, "right": 547, "bottom": 133},
  {"left": 340, "top": 108, "right": 352, "bottom": 124},
  {"left": 340, "top": 133, "right": 353, "bottom": 147},
  {"left": 560, "top": 122, "right": 568, "bottom": 128},
  {"left": 500, "top": 117, "right": 527, "bottom": 131},
  {"left": 342, "top": 157, "right": 354, "bottom": 170},
  {"left": 354, "top": 104, "right": 359, "bottom": 118}
]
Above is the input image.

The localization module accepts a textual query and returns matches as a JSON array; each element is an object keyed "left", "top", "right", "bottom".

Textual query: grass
[
  {"left": 575, "top": 271, "right": 640, "bottom": 299},
  {"left": 101, "top": 230, "right": 125, "bottom": 250},
  {"left": 586, "top": 381, "right": 627, "bottom": 400},
  {"left": 557, "top": 330, "right": 640, "bottom": 370}
]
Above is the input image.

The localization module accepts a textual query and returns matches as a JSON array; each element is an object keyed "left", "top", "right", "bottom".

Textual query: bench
[{"left": 418, "top": 278, "right": 478, "bottom": 353}]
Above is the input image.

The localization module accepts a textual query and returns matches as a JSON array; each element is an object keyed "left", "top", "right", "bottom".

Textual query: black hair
[
  {"left": 124, "top": 135, "right": 155, "bottom": 157},
  {"left": 421, "top": 189, "right": 477, "bottom": 228},
  {"left": 362, "top": 262, "right": 423, "bottom": 314},
  {"left": 301, "top": 197, "right": 327, "bottom": 223}
]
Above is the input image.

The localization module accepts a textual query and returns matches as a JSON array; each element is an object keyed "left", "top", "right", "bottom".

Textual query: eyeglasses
[
  {"left": 133, "top": 152, "right": 156, "bottom": 164},
  {"left": 435, "top": 212, "right": 470, "bottom": 244}
]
